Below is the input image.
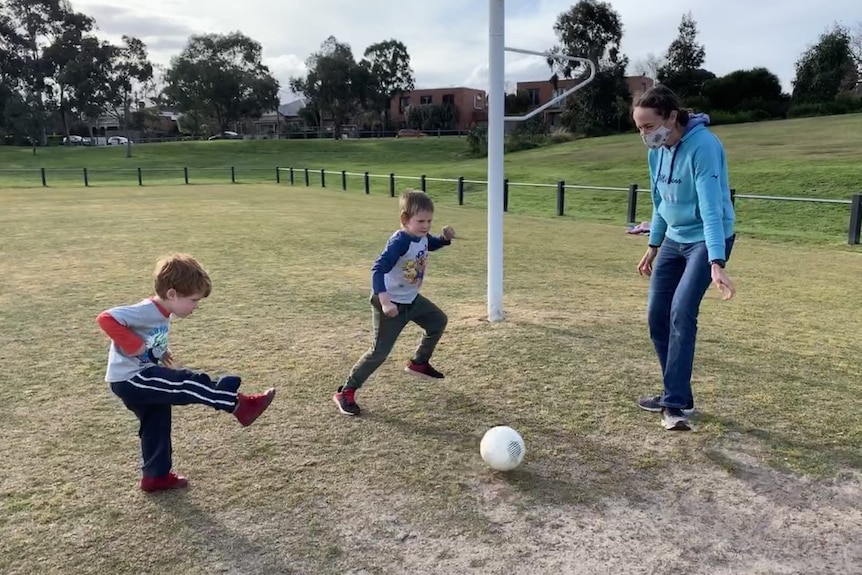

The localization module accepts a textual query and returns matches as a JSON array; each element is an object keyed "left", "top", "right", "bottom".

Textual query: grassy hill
[{"left": 1, "top": 113, "right": 860, "bottom": 244}]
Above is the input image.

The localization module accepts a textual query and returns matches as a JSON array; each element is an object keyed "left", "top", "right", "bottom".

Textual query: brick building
[
  {"left": 389, "top": 87, "right": 488, "bottom": 131},
  {"left": 514, "top": 75, "right": 654, "bottom": 128}
]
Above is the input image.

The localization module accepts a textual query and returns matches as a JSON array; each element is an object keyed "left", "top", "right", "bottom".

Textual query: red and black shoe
[
  {"left": 233, "top": 388, "right": 276, "bottom": 427},
  {"left": 140, "top": 471, "right": 189, "bottom": 493},
  {"left": 405, "top": 360, "right": 445, "bottom": 380},
  {"left": 333, "top": 386, "right": 361, "bottom": 416}
]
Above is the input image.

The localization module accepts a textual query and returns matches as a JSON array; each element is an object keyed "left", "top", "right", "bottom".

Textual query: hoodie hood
[{"left": 681, "top": 113, "right": 710, "bottom": 142}]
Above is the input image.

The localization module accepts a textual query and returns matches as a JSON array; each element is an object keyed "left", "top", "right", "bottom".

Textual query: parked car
[
  {"left": 208, "top": 131, "right": 242, "bottom": 140},
  {"left": 63, "top": 135, "right": 85, "bottom": 146},
  {"left": 396, "top": 129, "right": 426, "bottom": 138},
  {"left": 107, "top": 136, "right": 132, "bottom": 145}
]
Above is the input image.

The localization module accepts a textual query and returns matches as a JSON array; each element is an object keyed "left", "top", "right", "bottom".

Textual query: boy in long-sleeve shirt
[
  {"left": 333, "top": 190, "right": 456, "bottom": 416},
  {"left": 97, "top": 253, "right": 276, "bottom": 492}
]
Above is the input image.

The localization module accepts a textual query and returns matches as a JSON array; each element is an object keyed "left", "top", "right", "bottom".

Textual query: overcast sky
[{"left": 70, "top": 0, "right": 860, "bottom": 101}]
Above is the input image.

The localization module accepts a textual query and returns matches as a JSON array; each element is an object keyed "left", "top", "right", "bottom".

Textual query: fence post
[
  {"left": 457, "top": 177, "right": 464, "bottom": 205},
  {"left": 626, "top": 183, "right": 638, "bottom": 224},
  {"left": 289, "top": 167, "right": 295, "bottom": 185},
  {"left": 83, "top": 168, "right": 89, "bottom": 187},
  {"left": 503, "top": 179, "right": 509, "bottom": 212},
  {"left": 389, "top": 173, "right": 395, "bottom": 197},
  {"left": 849, "top": 193, "right": 862, "bottom": 245},
  {"left": 730, "top": 188, "right": 736, "bottom": 205},
  {"left": 364, "top": 171, "right": 370, "bottom": 194},
  {"left": 41, "top": 167, "right": 46, "bottom": 187},
  {"left": 184, "top": 167, "right": 189, "bottom": 184},
  {"left": 230, "top": 166, "right": 236, "bottom": 183},
  {"left": 137, "top": 167, "right": 143, "bottom": 186},
  {"left": 556, "top": 180, "right": 565, "bottom": 216},
  {"left": 276, "top": 167, "right": 281, "bottom": 183},
  {"left": 421, "top": 174, "right": 426, "bottom": 193},
  {"left": 342, "top": 170, "right": 347, "bottom": 191},
  {"left": 321, "top": 169, "right": 326, "bottom": 188},
  {"left": 304, "top": 168, "right": 309, "bottom": 186}
]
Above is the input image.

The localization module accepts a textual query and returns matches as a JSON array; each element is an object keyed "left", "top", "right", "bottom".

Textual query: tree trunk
[
  {"left": 59, "top": 89, "right": 70, "bottom": 139},
  {"left": 124, "top": 100, "right": 132, "bottom": 158}
]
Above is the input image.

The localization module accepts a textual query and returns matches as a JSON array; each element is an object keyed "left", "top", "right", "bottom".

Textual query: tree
[
  {"left": 42, "top": 9, "right": 97, "bottom": 137},
  {"left": 290, "top": 36, "right": 372, "bottom": 140},
  {"left": 792, "top": 24, "right": 857, "bottom": 103},
  {"left": 0, "top": 11, "right": 23, "bottom": 85},
  {"left": 505, "top": 90, "right": 532, "bottom": 115},
  {"left": 105, "top": 36, "right": 153, "bottom": 157},
  {"left": 0, "top": 12, "right": 24, "bottom": 138},
  {"left": 702, "top": 68, "right": 789, "bottom": 117},
  {"left": 658, "top": 12, "right": 712, "bottom": 98},
  {"left": 0, "top": 0, "right": 81, "bottom": 150},
  {"left": 406, "top": 103, "right": 458, "bottom": 131},
  {"left": 548, "top": 0, "right": 632, "bottom": 136},
  {"left": 55, "top": 36, "right": 115, "bottom": 137},
  {"left": 362, "top": 39, "right": 414, "bottom": 129},
  {"left": 633, "top": 52, "right": 664, "bottom": 83},
  {"left": 851, "top": 22, "right": 862, "bottom": 79},
  {"left": 164, "top": 32, "right": 280, "bottom": 134}
]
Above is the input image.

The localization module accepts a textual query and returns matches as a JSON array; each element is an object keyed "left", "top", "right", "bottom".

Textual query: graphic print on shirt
[
  {"left": 402, "top": 248, "right": 427, "bottom": 286},
  {"left": 134, "top": 325, "right": 169, "bottom": 364}
]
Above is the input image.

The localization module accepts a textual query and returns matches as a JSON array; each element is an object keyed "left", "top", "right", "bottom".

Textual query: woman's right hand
[{"left": 638, "top": 246, "right": 658, "bottom": 276}]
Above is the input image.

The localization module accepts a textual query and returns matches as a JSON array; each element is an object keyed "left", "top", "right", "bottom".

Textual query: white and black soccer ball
[{"left": 480, "top": 426, "right": 525, "bottom": 471}]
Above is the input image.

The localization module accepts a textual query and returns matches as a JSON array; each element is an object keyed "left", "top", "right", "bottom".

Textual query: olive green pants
[{"left": 344, "top": 294, "right": 448, "bottom": 390}]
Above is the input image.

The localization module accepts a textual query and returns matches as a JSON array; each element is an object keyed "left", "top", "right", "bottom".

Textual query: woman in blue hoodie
[{"left": 631, "top": 85, "right": 737, "bottom": 431}]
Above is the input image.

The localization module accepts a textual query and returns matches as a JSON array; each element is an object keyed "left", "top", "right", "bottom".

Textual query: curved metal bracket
[{"left": 503, "top": 47, "right": 596, "bottom": 122}]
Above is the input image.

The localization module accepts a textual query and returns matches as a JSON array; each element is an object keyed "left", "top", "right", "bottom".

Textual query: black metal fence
[{"left": 1, "top": 166, "right": 860, "bottom": 245}]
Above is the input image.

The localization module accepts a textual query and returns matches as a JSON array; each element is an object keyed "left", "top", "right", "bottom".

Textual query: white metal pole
[{"left": 487, "top": 0, "right": 505, "bottom": 322}]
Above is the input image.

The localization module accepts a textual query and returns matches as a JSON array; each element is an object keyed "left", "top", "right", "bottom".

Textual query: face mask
[{"left": 642, "top": 125, "right": 671, "bottom": 149}]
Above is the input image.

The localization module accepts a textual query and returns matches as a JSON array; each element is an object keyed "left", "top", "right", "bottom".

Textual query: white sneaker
[
  {"left": 661, "top": 408, "right": 691, "bottom": 431},
  {"left": 637, "top": 395, "right": 695, "bottom": 417}
]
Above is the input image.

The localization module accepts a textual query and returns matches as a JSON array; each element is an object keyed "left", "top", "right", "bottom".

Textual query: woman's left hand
[{"left": 711, "top": 265, "right": 736, "bottom": 301}]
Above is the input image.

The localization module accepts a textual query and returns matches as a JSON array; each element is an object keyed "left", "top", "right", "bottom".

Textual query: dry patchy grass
[{"left": 0, "top": 185, "right": 859, "bottom": 574}]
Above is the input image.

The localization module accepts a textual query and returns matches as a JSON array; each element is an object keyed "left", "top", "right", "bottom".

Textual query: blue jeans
[{"left": 647, "top": 235, "right": 735, "bottom": 409}]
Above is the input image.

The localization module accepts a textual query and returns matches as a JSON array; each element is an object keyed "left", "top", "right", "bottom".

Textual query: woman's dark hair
[{"left": 633, "top": 84, "right": 690, "bottom": 126}]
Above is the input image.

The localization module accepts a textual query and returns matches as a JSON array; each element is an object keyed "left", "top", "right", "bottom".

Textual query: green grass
[
  {"left": 0, "top": 113, "right": 861, "bottom": 246},
  {"left": 0, "top": 184, "right": 859, "bottom": 574}
]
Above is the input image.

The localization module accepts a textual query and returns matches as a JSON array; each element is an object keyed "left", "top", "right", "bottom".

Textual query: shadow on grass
[
  {"left": 148, "top": 494, "right": 321, "bottom": 575},
  {"left": 698, "top": 411, "right": 862, "bottom": 477},
  {"left": 370, "top": 387, "right": 664, "bottom": 511}
]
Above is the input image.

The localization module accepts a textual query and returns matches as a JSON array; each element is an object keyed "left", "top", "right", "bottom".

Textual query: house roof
[{"left": 278, "top": 98, "right": 306, "bottom": 117}]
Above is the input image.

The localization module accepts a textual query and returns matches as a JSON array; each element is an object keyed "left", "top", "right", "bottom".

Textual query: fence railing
[
  {"left": 2, "top": 166, "right": 860, "bottom": 245},
  {"left": 274, "top": 167, "right": 861, "bottom": 246}
]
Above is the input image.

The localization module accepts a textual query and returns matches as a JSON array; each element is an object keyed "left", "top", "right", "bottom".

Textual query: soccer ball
[{"left": 480, "top": 426, "right": 525, "bottom": 471}]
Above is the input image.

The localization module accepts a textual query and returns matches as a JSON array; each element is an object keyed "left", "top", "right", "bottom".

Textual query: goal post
[{"left": 486, "top": 0, "right": 597, "bottom": 322}]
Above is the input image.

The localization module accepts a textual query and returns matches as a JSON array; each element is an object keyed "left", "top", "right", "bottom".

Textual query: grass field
[
  {"left": 0, "top": 184, "right": 859, "bottom": 574},
  {"left": 0, "top": 113, "right": 861, "bottom": 245}
]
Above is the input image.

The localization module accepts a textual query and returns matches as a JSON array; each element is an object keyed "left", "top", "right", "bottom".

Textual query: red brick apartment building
[
  {"left": 515, "top": 75, "right": 654, "bottom": 128},
  {"left": 389, "top": 87, "right": 488, "bottom": 131}
]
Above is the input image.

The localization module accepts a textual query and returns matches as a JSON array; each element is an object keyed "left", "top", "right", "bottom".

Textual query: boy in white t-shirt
[{"left": 97, "top": 253, "right": 276, "bottom": 492}]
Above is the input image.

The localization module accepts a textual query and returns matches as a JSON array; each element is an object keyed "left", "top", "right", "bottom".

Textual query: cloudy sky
[{"left": 70, "top": 0, "right": 859, "bottom": 101}]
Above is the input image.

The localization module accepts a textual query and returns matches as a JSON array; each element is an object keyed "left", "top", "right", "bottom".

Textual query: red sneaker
[
  {"left": 233, "top": 388, "right": 276, "bottom": 427},
  {"left": 140, "top": 471, "right": 189, "bottom": 493},
  {"left": 333, "top": 386, "right": 361, "bottom": 416},
  {"left": 405, "top": 361, "right": 445, "bottom": 380}
]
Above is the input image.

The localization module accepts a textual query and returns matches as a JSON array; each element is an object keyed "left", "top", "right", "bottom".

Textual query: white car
[{"left": 107, "top": 136, "right": 132, "bottom": 145}]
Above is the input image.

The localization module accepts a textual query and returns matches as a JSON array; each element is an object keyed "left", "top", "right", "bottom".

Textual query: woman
[{"left": 631, "top": 85, "right": 737, "bottom": 431}]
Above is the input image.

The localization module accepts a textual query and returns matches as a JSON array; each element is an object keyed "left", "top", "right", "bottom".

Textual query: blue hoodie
[{"left": 647, "top": 113, "right": 735, "bottom": 262}]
